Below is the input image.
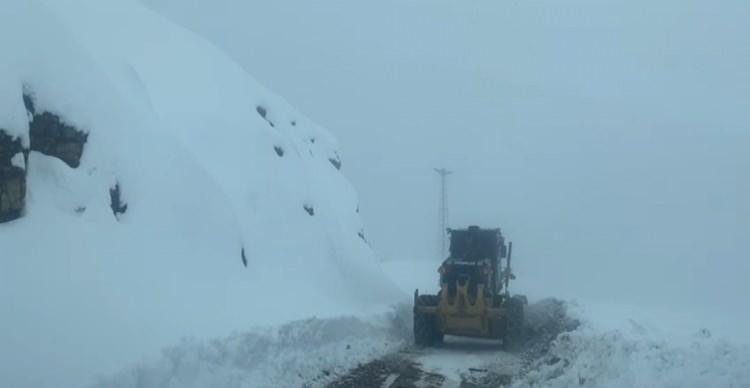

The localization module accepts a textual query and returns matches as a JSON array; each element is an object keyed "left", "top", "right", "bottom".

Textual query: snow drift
[
  {"left": 514, "top": 302, "right": 750, "bottom": 388},
  {"left": 0, "top": 1, "right": 399, "bottom": 387},
  {"left": 97, "top": 297, "right": 750, "bottom": 388},
  {"left": 94, "top": 307, "right": 411, "bottom": 388}
]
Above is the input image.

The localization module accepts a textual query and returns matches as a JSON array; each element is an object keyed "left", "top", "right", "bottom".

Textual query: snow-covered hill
[
  {"left": 0, "top": 1, "right": 400, "bottom": 387},
  {"left": 141, "top": 0, "right": 749, "bottom": 329}
]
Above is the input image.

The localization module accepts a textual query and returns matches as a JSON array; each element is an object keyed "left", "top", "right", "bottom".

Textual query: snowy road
[
  {"left": 325, "top": 297, "right": 577, "bottom": 388},
  {"left": 323, "top": 260, "right": 556, "bottom": 388},
  {"left": 90, "top": 259, "right": 750, "bottom": 388},
  {"left": 328, "top": 337, "right": 521, "bottom": 388},
  {"left": 90, "top": 295, "right": 750, "bottom": 388}
]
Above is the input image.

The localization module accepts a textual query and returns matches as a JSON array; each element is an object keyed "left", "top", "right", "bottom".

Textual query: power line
[{"left": 435, "top": 168, "right": 452, "bottom": 259}]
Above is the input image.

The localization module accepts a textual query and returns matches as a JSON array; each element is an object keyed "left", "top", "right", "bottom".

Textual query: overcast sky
[{"left": 145, "top": 0, "right": 749, "bottom": 332}]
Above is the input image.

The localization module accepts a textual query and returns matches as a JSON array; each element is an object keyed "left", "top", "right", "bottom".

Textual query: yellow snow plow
[{"left": 414, "top": 226, "right": 526, "bottom": 349}]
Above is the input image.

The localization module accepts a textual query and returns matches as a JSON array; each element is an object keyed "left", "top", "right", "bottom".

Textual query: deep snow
[
  {"left": 2, "top": 1, "right": 748, "bottom": 387},
  {"left": 513, "top": 303, "right": 750, "bottom": 388},
  {"left": 93, "top": 311, "right": 410, "bottom": 388},
  {"left": 140, "top": 0, "right": 750, "bottom": 332},
  {"left": 96, "top": 261, "right": 750, "bottom": 387},
  {"left": 384, "top": 260, "right": 750, "bottom": 388},
  {"left": 0, "top": 1, "right": 400, "bottom": 387},
  {"left": 101, "top": 305, "right": 750, "bottom": 388},
  {"left": 394, "top": 261, "right": 750, "bottom": 388}
]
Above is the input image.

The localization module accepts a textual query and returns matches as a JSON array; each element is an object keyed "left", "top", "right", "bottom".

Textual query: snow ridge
[
  {"left": 94, "top": 308, "right": 410, "bottom": 388},
  {"left": 514, "top": 306, "right": 750, "bottom": 388}
]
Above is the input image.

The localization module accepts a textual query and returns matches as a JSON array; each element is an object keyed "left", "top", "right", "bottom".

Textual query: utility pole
[{"left": 435, "top": 168, "right": 452, "bottom": 259}]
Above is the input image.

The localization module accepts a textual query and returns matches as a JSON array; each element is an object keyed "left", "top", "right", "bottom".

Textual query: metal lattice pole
[{"left": 435, "top": 168, "right": 452, "bottom": 259}]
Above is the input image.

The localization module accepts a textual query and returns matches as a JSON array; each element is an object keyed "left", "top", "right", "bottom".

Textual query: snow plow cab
[{"left": 413, "top": 226, "right": 526, "bottom": 348}]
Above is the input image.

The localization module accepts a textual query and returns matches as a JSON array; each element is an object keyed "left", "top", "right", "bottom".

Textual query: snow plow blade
[{"left": 414, "top": 284, "right": 505, "bottom": 339}]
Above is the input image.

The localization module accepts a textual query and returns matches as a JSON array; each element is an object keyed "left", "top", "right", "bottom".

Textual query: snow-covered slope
[
  {"left": 141, "top": 0, "right": 749, "bottom": 331},
  {"left": 0, "top": 1, "right": 400, "bottom": 387}
]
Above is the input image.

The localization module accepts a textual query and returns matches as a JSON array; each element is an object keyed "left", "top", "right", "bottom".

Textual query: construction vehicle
[{"left": 413, "top": 226, "right": 527, "bottom": 348}]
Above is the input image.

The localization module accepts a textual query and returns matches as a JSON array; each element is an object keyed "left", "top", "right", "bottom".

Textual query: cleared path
[{"left": 328, "top": 336, "right": 521, "bottom": 388}]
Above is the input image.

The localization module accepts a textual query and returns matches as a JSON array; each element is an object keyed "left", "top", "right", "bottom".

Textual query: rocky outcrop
[
  {"left": 0, "top": 131, "right": 25, "bottom": 223},
  {"left": 109, "top": 182, "right": 128, "bottom": 220},
  {"left": 0, "top": 93, "right": 89, "bottom": 223},
  {"left": 0, "top": 131, "right": 23, "bottom": 164},
  {"left": 328, "top": 154, "right": 342, "bottom": 170},
  {"left": 256, "top": 105, "right": 275, "bottom": 127},
  {"left": 29, "top": 112, "right": 87, "bottom": 168},
  {"left": 24, "top": 93, "right": 88, "bottom": 168},
  {"left": 0, "top": 167, "right": 25, "bottom": 222}
]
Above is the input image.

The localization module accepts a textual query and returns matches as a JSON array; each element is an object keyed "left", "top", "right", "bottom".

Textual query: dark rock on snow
[
  {"left": 0, "top": 131, "right": 25, "bottom": 223},
  {"left": 109, "top": 182, "right": 128, "bottom": 219},
  {"left": 0, "top": 164, "right": 25, "bottom": 223},
  {"left": 29, "top": 111, "right": 87, "bottom": 168},
  {"left": 328, "top": 156, "right": 342, "bottom": 170}
]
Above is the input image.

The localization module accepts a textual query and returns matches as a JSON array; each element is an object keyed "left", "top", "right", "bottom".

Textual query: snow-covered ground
[
  {"left": 2, "top": 1, "right": 747, "bottom": 387},
  {"left": 93, "top": 311, "right": 410, "bottom": 388},
  {"left": 385, "top": 259, "right": 750, "bottom": 388},
  {"left": 98, "top": 259, "right": 750, "bottom": 387},
  {"left": 514, "top": 303, "right": 750, "bottom": 388},
  {"left": 0, "top": 1, "right": 399, "bottom": 387}
]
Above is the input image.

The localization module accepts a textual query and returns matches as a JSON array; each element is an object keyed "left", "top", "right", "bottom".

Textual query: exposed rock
[
  {"left": 241, "top": 248, "right": 248, "bottom": 267},
  {"left": 109, "top": 182, "right": 128, "bottom": 219},
  {"left": 256, "top": 105, "right": 275, "bottom": 127},
  {"left": 329, "top": 153, "right": 342, "bottom": 170},
  {"left": 29, "top": 111, "right": 88, "bottom": 168},
  {"left": 274, "top": 145, "right": 284, "bottom": 157},
  {"left": 22, "top": 92, "right": 36, "bottom": 115},
  {"left": 1, "top": 92, "right": 89, "bottom": 223},
  {"left": 0, "top": 131, "right": 23, "bottom": 164},
  {"left": 304, "top": 203, "right": 315, "bottom": 216},
  {"left": 0, "top": 131, "right": 26, "bottom": 223},
  {"left": 0, "top": 166, "right": 25, "bottom": 223},
  {"left": 24, "top": 92, "right": 87, "bottom": 168}
]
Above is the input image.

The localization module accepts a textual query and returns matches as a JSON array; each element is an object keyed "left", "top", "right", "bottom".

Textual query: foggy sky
[{"left": 145, "top": 0, "right": 749, "bottom": 334}]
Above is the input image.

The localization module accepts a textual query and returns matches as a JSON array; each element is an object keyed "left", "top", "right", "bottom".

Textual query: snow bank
[
  {"left": 0, "top": 1, "right": 399, "bottom": 387},
  {"left": 94, "top": 307, "right": 410, "bottom": 388},
  {"left": 514, "top": 303, "right": 750, "bottom": 388},
  {"left": 382, "top": 259, "right": 750, "bottom": 388}
]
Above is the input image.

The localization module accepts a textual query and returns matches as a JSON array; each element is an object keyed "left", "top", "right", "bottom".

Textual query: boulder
[
  {"left": 0, "top": 130, "right": 25, "bottom": 223},
  {"left": 0, "top": 131, "right": 23, "bottom": 164},
  {"left": 0, "top": 166, "right": 25, "bottom": 222},
  {"left": 29, "top": 111, "right": 87, "bottom": 168}
]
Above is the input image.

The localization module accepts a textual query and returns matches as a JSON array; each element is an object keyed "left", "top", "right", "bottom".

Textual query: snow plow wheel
[
  {"left": 503, "top": 294, "right": 527, "bottom": 351},
  {"left": 414, "top": 294, "right": 442, "bottom": 346}
]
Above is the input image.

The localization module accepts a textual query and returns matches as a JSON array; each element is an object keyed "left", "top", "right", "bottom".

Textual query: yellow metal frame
[{"left": 417, "top": 282, "right": 505, "bottom": 338}]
